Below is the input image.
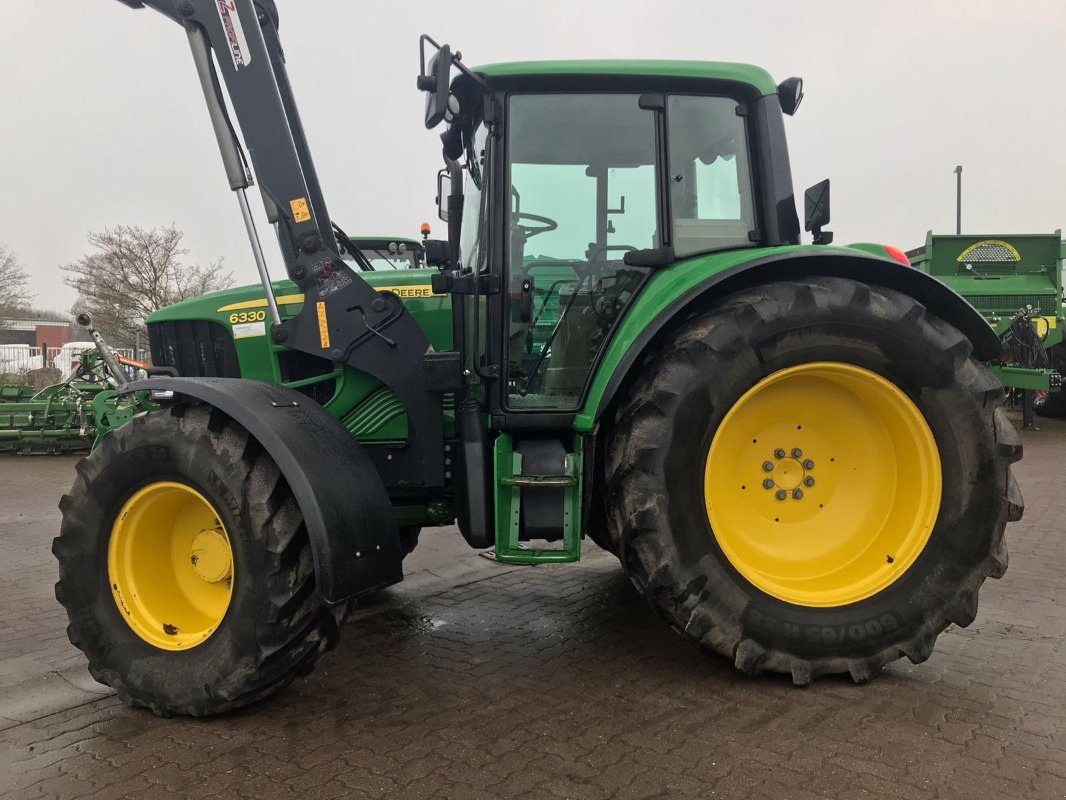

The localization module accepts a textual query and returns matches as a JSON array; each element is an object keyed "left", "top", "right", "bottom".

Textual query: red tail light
[{"left": 884, "top": 245, "right": 910, "bottom": 266}]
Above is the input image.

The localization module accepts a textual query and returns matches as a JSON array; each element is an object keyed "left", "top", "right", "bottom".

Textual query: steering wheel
[{"left": 513, "top": 212, "right": 558, "bottom": 242}]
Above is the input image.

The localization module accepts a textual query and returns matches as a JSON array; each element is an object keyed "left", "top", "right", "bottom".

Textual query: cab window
[{"left": 667, "top": 95, "right": 755, "bottom": 257}]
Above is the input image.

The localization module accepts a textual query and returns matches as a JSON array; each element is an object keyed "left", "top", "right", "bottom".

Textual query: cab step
[
  {"left": 501, "top": 474, "right": 577, "bottom": 488},
  {"left": 493, "top": 433, "right": 583, "bottom": 564}
]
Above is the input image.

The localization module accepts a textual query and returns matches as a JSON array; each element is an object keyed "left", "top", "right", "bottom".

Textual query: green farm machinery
[
  {"left": 907, "top": 232, "right": 1065, "bottom": 425},
  {"left": 53, "top": 0, "right": 1023, "bottom": 716},
  {"left": 340, "top": 233, "right": 428, "bottom": 270},
  {"left": 0, "top": 316, "right": 145, "bottom": 454}
]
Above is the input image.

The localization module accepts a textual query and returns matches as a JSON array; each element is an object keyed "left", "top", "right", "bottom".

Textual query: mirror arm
[
  {"left": 417, "top": 34, "right": 440, "bottom": 81},
  {"left": 450, "top": 58, "right": 492, "bottom": 93}
]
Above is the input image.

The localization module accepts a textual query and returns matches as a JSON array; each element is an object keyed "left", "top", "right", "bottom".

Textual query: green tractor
[
  {"left": 907, "top": 232, "right": 1065, "bottom": 423},
  {"left": 340, "top": 232, "right": 429, "bottom": 270},
  {"left": 54, "top": 0, "right": 1021, "bottom": 716}
]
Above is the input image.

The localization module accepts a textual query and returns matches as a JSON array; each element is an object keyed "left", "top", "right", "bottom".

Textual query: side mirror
[
  {"left": 435, "top": 168, "right": 449, "bottom": 222},
  {"left": 804, "top": 179, "right": 833, "bottom": 245},
  {"left": 423, "top": 238, "right": 451, "bottom": 269},
  {"left": 777, "top": 77, "right": 804, "bottom": 116},
  {"left": 418, "top": 40, "right": 452, "bottom": 129}
]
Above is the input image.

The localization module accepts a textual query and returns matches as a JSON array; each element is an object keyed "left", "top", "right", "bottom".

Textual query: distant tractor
[
  {"left": 339, "top": 233, "right": 427, "bottom": 270},
  {"left": 907, "top": 232, "right": 1065, "bottom": 424},
  {"left": 53, "top": 0, "right": 1021, "bottom": 716}
]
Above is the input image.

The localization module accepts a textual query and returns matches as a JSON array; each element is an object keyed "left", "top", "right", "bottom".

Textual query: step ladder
[{"left": 492, "top": 432, "right": 583, "bottom": 564}]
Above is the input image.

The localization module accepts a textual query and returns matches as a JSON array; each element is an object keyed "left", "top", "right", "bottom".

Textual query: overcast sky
[{"left": 2, "top": 1, "right": 1063, "bottom": 311}]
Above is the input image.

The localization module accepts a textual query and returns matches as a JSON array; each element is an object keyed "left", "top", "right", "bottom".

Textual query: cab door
[{"left": 497, "top": 92, "right": 661, "bottom": 414}]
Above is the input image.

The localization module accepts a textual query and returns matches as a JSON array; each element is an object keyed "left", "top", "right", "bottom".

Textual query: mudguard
[
  {"left": 580, "top": 249, "right": 1003, "bottom": 430},
  {"left": 117, "top": 377, "right": 401, "bottom": 605}
]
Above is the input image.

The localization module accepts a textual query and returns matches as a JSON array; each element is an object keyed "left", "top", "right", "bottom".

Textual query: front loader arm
[{"left": 117, "top": 0, "right": 449, "bottom": 487}]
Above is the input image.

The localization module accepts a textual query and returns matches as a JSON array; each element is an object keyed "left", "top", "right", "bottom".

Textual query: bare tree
[
  {"left": 0, "top": 244, "right": 33, "bottom": 325},
  {"left": 63, "top": 225, "right": 233, "bottom": 346}
]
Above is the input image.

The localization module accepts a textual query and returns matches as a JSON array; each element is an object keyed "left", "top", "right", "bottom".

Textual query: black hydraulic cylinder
[{"left": 186, "top": 24, "right": 250, "bottom": 190}]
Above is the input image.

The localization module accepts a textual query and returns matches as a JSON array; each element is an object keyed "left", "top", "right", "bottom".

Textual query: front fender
[
  {"left": 117, "top": 377, "right": 401, "bottom": 604},
  {"left": 577, "top": 247, "right": 1001, "bottom": 431}
]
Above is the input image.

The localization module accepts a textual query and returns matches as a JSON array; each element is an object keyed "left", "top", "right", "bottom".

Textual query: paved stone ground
[{"left": 1, "top": 414, "right": 1064, "bottom": 799}]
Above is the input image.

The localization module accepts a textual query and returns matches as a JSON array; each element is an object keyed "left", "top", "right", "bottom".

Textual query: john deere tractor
[
  {"left": 54, "top": 0, "right": 1022, "bottom": 716},
  {"left": 342, "top": 233, "right": 428, "bottom": 270}
]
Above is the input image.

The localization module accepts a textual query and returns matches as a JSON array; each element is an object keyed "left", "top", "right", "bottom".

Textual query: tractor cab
[
  {"left": 414, "top": 51, "right": 808, "bottom": 562},
  {"left": 426, "top": 53, "right": 803, "bottom": 418}
]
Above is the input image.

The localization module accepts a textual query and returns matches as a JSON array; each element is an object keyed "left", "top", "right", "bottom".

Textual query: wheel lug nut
[
  {"left": 762, "top": 461, "right": 774, "bottom": 472},
  {"left": 774, "top": 448, "right": 786, "bottom": 459},
  {"left": 804, "top": 476, "right": 815, "bottom": 487},
  {"left": 792, "top": 448, "right": 803, "bottom": 458},
  {"left": 762, "top": 478, "right": 775, "bottom": 489},
  {"left": 792, "top": 489, "right": 804, "bottom": 500},
  {"left": 803, "top": 459, "right": 815, "bottom": 470},
  {"left": 776, "top": 490, "right": 787, "bottom": 501}
]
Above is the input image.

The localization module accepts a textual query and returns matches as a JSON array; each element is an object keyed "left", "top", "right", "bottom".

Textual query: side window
[
  {"left": 459, "top": 121, "right": 488, "bottom": 272},
  {"left": 667, "top": 95, "right": 755, "bottom": 257}
]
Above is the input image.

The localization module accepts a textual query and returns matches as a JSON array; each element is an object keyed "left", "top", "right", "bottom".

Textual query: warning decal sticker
[
  {"left": 232, "top": 320, "right": 266, "bottom": 340},
  {"left": 290, "top": 197, "right": 312, "bottom": 223},
  {"left": 316, "top": 302, "right": 331, "bottom": 350},
  {"left": 313, "top": 259, "right": 352, "bottom": 299}
]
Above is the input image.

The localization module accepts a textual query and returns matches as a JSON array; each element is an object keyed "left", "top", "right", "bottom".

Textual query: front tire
[
  {"left": 398, "top": 525, "right": 421, "bottom": 558},
  {"left": 53, "top": 405, "right": 345, "bottom": 716},
  {"left": 606, "top": 277, "right": 1022, "bottom": 684}
]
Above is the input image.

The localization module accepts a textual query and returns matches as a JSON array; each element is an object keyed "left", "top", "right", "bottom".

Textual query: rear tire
[
  {"left": 605, "top": 277, "right": 1022, "bottom": 684},
  {"left": 53, "top": 405, "right": 345, "bottom": 716}
]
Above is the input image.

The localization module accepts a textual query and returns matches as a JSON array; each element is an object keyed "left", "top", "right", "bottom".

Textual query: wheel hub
[
  {"left": 190, "top": 529, "right": 233, "bottom": 584},
  {"left": 108, "top": 481, "right": 234, "bottom": 651},
  {"left": 766, "top": 454, "right": 807, "bottom": 492},
  {"left": 762, "top": 447, "right": 817, "bottom": 499}
]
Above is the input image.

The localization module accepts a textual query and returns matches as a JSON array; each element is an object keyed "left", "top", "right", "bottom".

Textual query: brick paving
[{"left": 1, "top": 415, "right": 1065, "bottom": 799}]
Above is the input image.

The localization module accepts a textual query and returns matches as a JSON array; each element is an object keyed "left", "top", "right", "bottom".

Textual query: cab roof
[{"left": 472, "top": 60, "right": 778, "bottom": 96}]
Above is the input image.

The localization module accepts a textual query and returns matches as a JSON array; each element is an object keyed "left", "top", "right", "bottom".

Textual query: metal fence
[{"left": 0, "top": 345, "right": 145, "bottom": 377}]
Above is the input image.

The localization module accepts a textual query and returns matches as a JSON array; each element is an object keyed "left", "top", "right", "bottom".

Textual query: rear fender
[
  {"left": 579, "top": 249, "right": 1001, "bottom": 430},
  {"left": 117, "top": 377, "right": 401, "bottom": 605}
]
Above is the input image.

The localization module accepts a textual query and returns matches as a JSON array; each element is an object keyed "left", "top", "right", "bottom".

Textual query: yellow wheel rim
[
  {"left": 108, "top": 481, "right": 234, "bottom": 650},
  {"left": 704, "top": 362, "right": 941, "bottom": 608}
]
